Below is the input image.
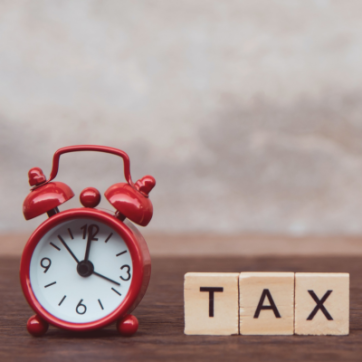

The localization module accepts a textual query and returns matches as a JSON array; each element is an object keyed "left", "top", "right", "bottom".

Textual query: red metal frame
[
  {"left": 20, "top": 208, "right": 151, "bottom": 332},
  {"left": 47, "top": 145, "right": 135, "bottom": 188}
]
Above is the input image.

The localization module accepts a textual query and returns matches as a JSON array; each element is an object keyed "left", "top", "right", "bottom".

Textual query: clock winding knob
[
  {"left": 28, "top": 167, "right": 47, "bottom": 187},
  {"left": 134, "top": 175, "right": 156, "bottom": 197},
  {"left": 80, "top": 187, "right": 101, "bottom": 208}
]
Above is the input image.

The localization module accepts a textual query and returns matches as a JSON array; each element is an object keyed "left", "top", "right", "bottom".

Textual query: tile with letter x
[
  {"left": 239, "top": 272, "right": 295, "bottom": 335},
  {"left": 184, "top": 273, "right": 239, "bottom": 335},
  {"left": 295, "top": 273, "right": 349, "bottom": 335}
]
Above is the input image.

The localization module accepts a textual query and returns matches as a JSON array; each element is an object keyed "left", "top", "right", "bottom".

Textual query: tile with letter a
[
  {"left": 184, "top": 273, "right": 239, "bottom": 335},
  {"left": 295, "top": 273, "right": 349, "bottom": 335},
  {"left": 239, "top": 272, "right": 295, "bottom": 335}
]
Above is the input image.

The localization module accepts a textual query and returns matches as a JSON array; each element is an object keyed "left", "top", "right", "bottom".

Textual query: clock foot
[
  {"left": 27, "top": 315, "right": 49, "bottom": 337},
  {"left": 116, "top": 315, "right": 139, "bottom": 336}
]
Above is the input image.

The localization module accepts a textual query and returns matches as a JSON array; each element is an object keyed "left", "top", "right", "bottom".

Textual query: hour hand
[
  {"left": 84, "top": 224, "right": 99, "bottom": 262},
  {"left": 58, "top": 235, "right": 79, "bottom": 263}
]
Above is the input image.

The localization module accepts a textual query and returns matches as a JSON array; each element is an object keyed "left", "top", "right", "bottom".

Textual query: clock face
[{"left": 29, "top": 218, "right": 133, "bottom": 323}]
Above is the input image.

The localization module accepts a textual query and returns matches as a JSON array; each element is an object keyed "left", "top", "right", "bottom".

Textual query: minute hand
[
  {"left": 58, "top": 235, "right": 79, "bottom": 263},
  {"left": 84, "top": 224, "right": 99, "bottom": 261}
]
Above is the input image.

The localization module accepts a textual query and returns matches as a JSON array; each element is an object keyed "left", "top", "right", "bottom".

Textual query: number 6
[{"left": 76, "top": 299, "right": 87, "bottom": 314}]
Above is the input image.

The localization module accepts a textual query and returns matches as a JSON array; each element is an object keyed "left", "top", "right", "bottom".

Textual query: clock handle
[
  {"left": 47, "top": 145, "right": 135, "bottom": 187},
  {"left": 23, "top": 144, "right": 155, "bottom": 224}
]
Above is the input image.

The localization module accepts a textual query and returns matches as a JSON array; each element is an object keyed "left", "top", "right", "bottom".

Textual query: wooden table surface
[{"left": 1, "top": 256, "right": 361, "bottom": 361}]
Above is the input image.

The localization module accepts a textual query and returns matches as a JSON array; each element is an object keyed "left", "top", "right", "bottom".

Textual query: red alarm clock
[{"left": 20, "top": 145, "right": 155, "bottom": 337}]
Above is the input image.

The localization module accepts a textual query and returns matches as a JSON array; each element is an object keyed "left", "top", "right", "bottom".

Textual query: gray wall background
[{"left": 2, "top": 0, "right": 362, "bottom": 235}]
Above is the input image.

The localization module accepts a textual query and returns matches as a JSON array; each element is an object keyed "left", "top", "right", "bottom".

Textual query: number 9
[{"left": 40, "top": 258, "right": 51, "bottom": 273}]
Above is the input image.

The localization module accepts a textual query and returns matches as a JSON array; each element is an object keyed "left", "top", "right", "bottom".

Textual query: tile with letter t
[
  {"left": 239, "top": 272, "right": 295, "bottom": 335},
  {"left": 184, "top": 273, "right": 239, "bottom": 335},
  {"left": 295, "top": 273, "right": 349, "bottom": 335}
]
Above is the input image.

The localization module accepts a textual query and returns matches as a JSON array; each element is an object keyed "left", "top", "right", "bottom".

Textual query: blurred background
[{"left": 2, "top": 0, "right": 362, "bottom": 255}]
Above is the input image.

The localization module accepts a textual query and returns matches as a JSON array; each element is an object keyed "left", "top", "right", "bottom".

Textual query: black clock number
[
  {"left": 81, "top": 224, "right": 99, "bottom": 240},
  {"left": 120, "top": 265, "right": 131, "bottom": 281},
  {"left": 76, "top": 299, "right": 87, "bottom": 315},
  {"left": 40, "top": 258, "right": 51, "bottom": 273},
  {"left": 81, "top": 224, "right": 87, "bottom": 239}
]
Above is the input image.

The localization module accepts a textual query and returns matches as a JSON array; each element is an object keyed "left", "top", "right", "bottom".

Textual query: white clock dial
[{"left": 29, "top": 218, "right": 133, "bottom": 323}]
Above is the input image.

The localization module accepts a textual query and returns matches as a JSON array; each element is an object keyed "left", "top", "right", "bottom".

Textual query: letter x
[{"left": 307, "top": 290, "right": 333, "bottom": 320}]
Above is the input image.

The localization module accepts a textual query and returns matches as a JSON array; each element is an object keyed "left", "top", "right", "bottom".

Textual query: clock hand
[
  {"left": 93, "top": 271, "right": 121, "bottom": 286},
  {"left": 57, "top": 235, "right": 79, "bottom": 263},
  {"left": 84, "top": 224, "right": 99, "bottom": 262}
]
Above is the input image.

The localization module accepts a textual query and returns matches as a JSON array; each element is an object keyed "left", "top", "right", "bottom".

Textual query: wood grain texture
[
  {"left": 4, "top": 233, "right": 362, "bottom": 257},
  {"left": 295, "top": 273, "right": 349, "bottom": 335},
  {"left": 184, "top": 273, "right": 239, "bottom": 335},
  {"left": 239, "top": 272, "right": 294, "bottom": 335},
  {"left": 0, "top": 256, "right": 361, "bottom": 361}
]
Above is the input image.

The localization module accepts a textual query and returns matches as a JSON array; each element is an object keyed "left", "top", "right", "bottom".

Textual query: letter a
[{"left": 254, "top": 289, "right": 281, "bottom": 318}]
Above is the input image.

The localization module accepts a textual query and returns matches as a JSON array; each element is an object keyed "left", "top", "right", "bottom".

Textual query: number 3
[{"left": 120, "top": 265, "right": 131, "bottom": 281}]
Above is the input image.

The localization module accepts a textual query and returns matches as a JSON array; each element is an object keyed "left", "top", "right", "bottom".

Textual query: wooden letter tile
[
  {"left": 184, "top": 273, "right": 239, "bottom": 335},
  {"left": 295, "top": 273, "right": 349, "bottom": 335},
  {"left": 239, "top": 272, "right": 294, "bottom": 335}
]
